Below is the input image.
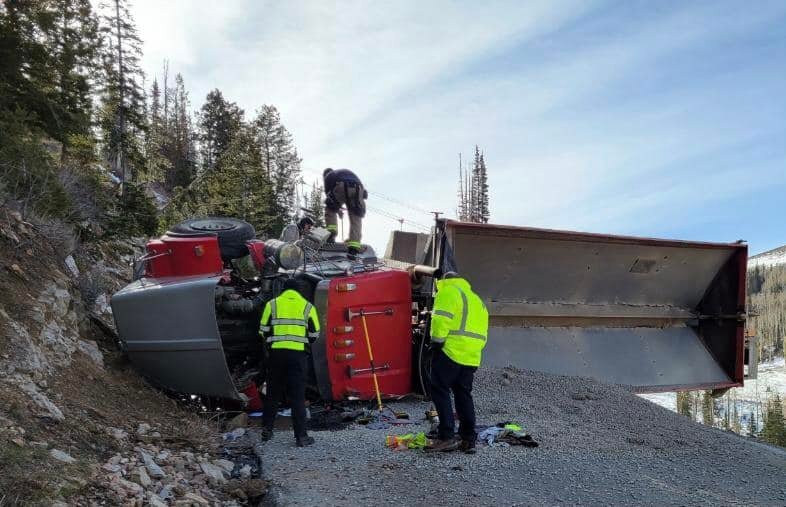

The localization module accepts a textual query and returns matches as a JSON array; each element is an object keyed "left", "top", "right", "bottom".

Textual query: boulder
[
  {"left": 19, "top": 382, "right": 65, "bottom": 421},
  {"left": 139, "top": 450, "right": 166, "bottom": 479},
  {"left": 133, "top": 467, "right": 152, "bottom": 488},
  {"left": 107, "top": 427, "right": 128, "bottom": 441},
  {"left": 64, "top": 255, "right": 80, "bottom": 277},
  {"left": 77, "top": 340, "right": 104, "bottom": 367},
  {"left": 182, "top": 492, "right": 209, "bottom": 505},
  {"left": 148, "top": 493, "right": 168, "bottom": 507},
  {"left": 213, "top": 459, "right": 235, "bottom": 474},
  {"left": 49, "top": 449, "right": 76, "bottom": 464},
  {"left": 226, "top": 412, "right": 249, "bottom": 430},
  {"left": 199, "top": 462, "right": 227, "bottom": 483}
]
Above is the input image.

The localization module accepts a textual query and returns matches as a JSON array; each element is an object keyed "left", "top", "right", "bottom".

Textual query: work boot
[
  {"left": 260, "top": 427, "right": 273, "bottom": 442},
  {"left": 425, "top": 438, "right": 459, "bottom": 453},
  {"left": 347, "top": 244, "right": 366, "bottom": 260},
  {"left": 296, "top": 435, "right": 315, "bottom": 447},
  {"left": 459, "top": 439, "right": 477, "bottom": 454}
]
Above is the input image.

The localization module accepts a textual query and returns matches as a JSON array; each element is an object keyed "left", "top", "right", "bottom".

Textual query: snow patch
[{"left": 748, "top": 245, "right": 786, "bottom": 269}]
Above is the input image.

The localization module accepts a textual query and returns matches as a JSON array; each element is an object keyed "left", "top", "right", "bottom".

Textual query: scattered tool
[
  {"left": 346, "top": 307, "right": 394, "bottom": 413},
  {"left": 361, "top": 310, "right": 383, "bottom": 412}
]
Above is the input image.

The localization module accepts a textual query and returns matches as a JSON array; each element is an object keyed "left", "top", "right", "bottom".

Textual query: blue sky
[{"left": 133, "top": 1, "right": 786, "bottom": 255}]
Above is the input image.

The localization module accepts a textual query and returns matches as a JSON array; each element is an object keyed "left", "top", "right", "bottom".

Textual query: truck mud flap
[
  {"left": 111, "top": 276, "right": 242, "bottom": 400},
  {"left": 436, "top": 221, "right": 747, "bottom": 391}
]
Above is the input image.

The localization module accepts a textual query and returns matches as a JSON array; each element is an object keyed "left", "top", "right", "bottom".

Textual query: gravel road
[{"left": 257, "top": 368, "right": 786, "bottom": 506}]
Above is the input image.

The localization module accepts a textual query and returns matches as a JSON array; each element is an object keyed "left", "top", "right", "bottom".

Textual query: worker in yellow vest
[
  {"left": 426, "top": 271, "right": 489, "bottom": 454},
  {"left": 259, "top": 278, "right": 320, "bottom": 447}
]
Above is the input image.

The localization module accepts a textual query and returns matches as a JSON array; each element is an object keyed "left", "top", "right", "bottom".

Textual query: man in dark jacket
[{"left": 323, "top": 168, "right": 367, "bottom": 254}]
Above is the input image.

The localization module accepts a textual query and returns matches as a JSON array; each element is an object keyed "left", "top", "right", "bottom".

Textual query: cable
[
  {"left": 366, "top": 205, "right": 431, "bottom": 232},
  {"left": 301, "top": 167, "right": 433, "bottom": 217},
  {"left": 366, "top": 189, "right": 433, "bottom": 216}
]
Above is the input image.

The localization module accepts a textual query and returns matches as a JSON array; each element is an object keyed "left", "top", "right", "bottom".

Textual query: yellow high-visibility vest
[
  {"left": 259, "top": 289, "right": 320, "bottom": 351},
  {"left": 430, "top": 277, "right": 489, "bottom": 367}
]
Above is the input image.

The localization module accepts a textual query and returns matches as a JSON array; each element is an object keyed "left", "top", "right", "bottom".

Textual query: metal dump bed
[{"left": 431, "top": 220, "right": 748, "bottom": 391}]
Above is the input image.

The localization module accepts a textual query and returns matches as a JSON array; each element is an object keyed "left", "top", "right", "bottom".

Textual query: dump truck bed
[{"left": 424, "top": 220, "right": 748, "bottom": 391}]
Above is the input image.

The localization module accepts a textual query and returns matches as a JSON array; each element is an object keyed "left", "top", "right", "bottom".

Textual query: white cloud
[{"left": 129, "top": 0, "right": 786, "bottom": 254}]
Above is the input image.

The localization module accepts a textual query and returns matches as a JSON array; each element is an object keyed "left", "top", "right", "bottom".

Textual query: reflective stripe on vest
[
  {"left": 433, "top": 309, "right": 455, "bottom": 320},
  {"left": 446, "top": 288, "right": 487, "bottom": 342},
  {"left": 267, "top": 334, "right": 309, "bottom": 344},
  {"left": 272, "top": 318, "right": 307, "bottom": 326}
]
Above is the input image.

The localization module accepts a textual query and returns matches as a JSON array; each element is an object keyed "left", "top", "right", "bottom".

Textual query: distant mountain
[{"left": 748, "top": 245, "right": 786, "bottom": 269}]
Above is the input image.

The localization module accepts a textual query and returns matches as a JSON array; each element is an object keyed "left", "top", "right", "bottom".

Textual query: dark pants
[
  {"left": 262, "top": 349, "right": 308, "bottom": 439},
  {"left": 430, "top": 348, "right": 477, "bottom": 441},
  {"left": 324, "top": 182, "right": 365, "bottom": 243}
]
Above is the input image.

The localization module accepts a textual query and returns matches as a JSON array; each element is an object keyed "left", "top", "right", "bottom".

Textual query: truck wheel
[{"left": 168, "top": 217, "right": 255, "bottom": 260}]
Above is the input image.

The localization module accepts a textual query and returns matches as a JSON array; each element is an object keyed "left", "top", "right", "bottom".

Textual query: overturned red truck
[{"left": 111, "top": 217, "right": 753, "bottom": 406}]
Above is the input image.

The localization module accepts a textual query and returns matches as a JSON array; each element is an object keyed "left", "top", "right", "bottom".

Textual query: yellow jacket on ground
[
  {"left": 259, "top": 289, "right": 320, "bottom": 351},
  {"left": 430, "top": 277, "right": 489, "bottom": 367}
]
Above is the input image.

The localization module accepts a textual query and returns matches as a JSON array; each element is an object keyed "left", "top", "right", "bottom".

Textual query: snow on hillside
[
  {"left": 639, "top": 358, "right": 786, "bottom": 434},
  {"left": 748, "top": 245, "right": 786, "bottom": 268}
]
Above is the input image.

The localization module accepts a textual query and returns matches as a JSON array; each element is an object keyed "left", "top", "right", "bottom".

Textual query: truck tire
[{"left": 168, "top": 217, "right": 255, "bottom": 260}]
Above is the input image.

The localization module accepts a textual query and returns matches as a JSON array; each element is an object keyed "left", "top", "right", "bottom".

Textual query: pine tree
[
  {"left": 749, "top": 409, "right": 759, "bottom": 437},
  {"left": 161, "top": 123, "right": 278, "bottom": 235},
  {"left": 198, "top": 89, "right": 244, "bottom": 173},
  {"left": 142, "top": 78, "right": 169, "bottom": 183},
  {"left": 1, "top": 1, "right": 98, "bottom": 146},
  {"left": 761, "top": 394, "right": 786, "bottom": 447},
  {"left": 252, "top": 105, "right": 301, "bottom": 233},
  {"left": 455, "top": 147, "right": 490, "bottom": 223},
  {"left": 470, "top": 146, "right": 481, "bottom": 222},
  {"left": 478, "top": 150, "right": 489, "bottom": 223},
  {"left": 303, "top": 181, "right": 324, "bottom": 227},
  {"left": 50, "top": 0, "right": 101, "bottom": 150},
  {"left": 97, "top": 0, "right": 146, "bottom": 190},
  {"left": 456, "top": 154, "right": 469, "bottom": 221},
  {"left": 677, "top": 391, "right": 694, "bottom": 420},
  {"left": 156, "top": 73, "right": 196, "bottom": 190},
  {"left": 701, "top": 391, "right": 715, "bottom": 427}
]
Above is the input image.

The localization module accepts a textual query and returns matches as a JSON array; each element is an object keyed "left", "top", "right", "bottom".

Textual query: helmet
[
  {"left": 282, "top": 277, "right": 300, "bottom": 292},
  {"left": 298, "top": 216, "right": 315, "bottom": 230},
  {"left": 323, "top": 168, "right": 333, "bottom": 178}
]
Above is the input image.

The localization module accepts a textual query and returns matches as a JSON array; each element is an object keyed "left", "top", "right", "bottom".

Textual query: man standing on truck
[
  {"left": 259, "top": 278, "right": 321, "bottom": 447},
  {"left": 426, "top": 271, "right": 489, "bottom": 454},
  {"left": 323, "top": 168, "right": 367, "bottom": 255}
]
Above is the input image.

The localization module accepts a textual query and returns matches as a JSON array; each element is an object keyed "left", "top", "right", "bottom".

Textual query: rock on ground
[{"left": 49, "top": 449, "right": 77, "bottom": 464}]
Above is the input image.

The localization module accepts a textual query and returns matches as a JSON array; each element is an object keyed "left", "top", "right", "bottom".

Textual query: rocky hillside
[{"left": 0, "top": 208, "right": 264, "bottom": 505}]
